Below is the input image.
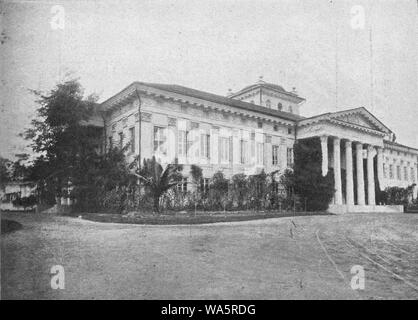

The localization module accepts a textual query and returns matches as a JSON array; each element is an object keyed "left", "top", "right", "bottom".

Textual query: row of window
[
  {"left": 176, "top": 178, "right": 283, "bottom": 195},
  {"left": 156, "top": 126, "right": 293, "bottom": 166},
  {"left": 108, "top": 125, "right": 294, "bottom": 167},
  {"left": 248, "top": 100, "right": 294, "bottom": 113},
  {"left": 384, "top": 164, "right": 416, "bottom": 182}
]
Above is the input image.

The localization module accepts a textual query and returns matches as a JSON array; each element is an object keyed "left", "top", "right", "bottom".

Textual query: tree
[
  {"left": 283, "top": 138, "right": 335, "bottom": 211},
  {"left": 23, "top": 78, "right": 102, "bottom": 206},
  {"left": 134, "top": 157, "right": 183, "bottom": 213},
  {"left": 0, "top": 157, "right": 11, "bottom": 187}
]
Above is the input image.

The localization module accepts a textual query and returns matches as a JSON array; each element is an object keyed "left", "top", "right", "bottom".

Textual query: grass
[{"left": 81, "top": 210, "right": 331, "bottom": 225}]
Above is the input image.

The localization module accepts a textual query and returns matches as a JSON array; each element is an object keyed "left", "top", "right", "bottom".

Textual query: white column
[
  {"left": 356, "top": 143, "right": 365, "bottom": 205},
  {"left": 320, "top": 136, "right": 328, "bottom": 176},
  {"left": 377, "top": 147, "right": 384, "bottom": 191},
  {"left": 367, "top": 145, "right": 376, "bottom": 205},
  {"left": 333, "top": 137, "right": 342, "bottom": 205},
  {"left": 345, "top": 140, "right": 354, "bottom": 205}
]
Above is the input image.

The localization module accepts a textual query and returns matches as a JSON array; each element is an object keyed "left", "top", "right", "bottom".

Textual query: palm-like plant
[{"left": 132, "top": 156, "right": 183, "bottom": 213}]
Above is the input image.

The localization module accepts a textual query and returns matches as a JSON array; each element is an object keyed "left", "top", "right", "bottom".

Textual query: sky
[{"left": 1, "top": 0, "right": 417, "bottom": 160}]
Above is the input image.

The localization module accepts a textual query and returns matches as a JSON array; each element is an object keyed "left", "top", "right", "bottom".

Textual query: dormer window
[
  {"left": 277, "top": 103, "right": 282, "bottom": 111},
  {"left": 266, "top": 100, "right": 271, "bottom": 108}
]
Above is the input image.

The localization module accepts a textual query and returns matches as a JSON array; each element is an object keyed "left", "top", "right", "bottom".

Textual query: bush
[{"left": 12, "top": 195, "right": 37, "bottom": 209}]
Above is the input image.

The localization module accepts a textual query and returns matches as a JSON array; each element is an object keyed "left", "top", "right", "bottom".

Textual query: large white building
[{"left": 94, "top": 78, "right": 418, "bottom": 213}]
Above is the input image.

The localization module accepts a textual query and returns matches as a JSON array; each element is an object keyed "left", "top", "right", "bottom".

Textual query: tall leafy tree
[
  {"left": 23, "top": 78, "right": 102, "bottom": 204},
  {"left": 283, "top": 138, "right": 334, "bottom": 211}
]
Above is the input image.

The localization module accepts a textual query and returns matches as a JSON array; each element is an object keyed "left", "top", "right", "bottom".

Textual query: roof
[
  {"left": 298, "top": 107, "right": 393, "bottom": 134},
  {"left": 384, "top": 140, "right": 418, "bottom": 153},
  {"left": 101, "top": 82, "right": 305, "bottom": 122},
  {"left": 229, "top": 81, "right": 305, "bottom": 102}
]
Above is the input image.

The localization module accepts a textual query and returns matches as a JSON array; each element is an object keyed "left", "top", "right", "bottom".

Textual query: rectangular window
[
  {"left": 287, "top": 147, "right": 294, "bottom": 166},
  {"left": 108, "top": 136, "right": 113, "bottom": 149},
  {"left": 256, "top": 142, "right": 264, "bottom": 165},
  {"left": 200, "top": 134, "right": 210, "bottom": 159},
  {"left": 118, "top": 132, "right": 123, "bottom": 149},
  {"left": 200, "top": 178, "right": 210, "bottom": 194},
  {"left": 383, "top": 163, "right": 387, "bottom": 178},
  {"left": 397, "top": 166, "right": 401, "bottom": 180},
  {"left": 404, "top": 167, "right": 408, "bottom": 181},
  {"left": 129, "top": 127, "right": 135, "bottom": 153},
  {"left": 412, "top": 168, "right": 416, "bottom": 182},
  {"left": 177, "top": 178, "right": 188, "bottom": 192},
  {"left": 389, "top": 164, "right": 394, "bottom": 179},
  {"left": 154, "top": 126, "right": 167, "bottom": 155},
  {"left": 220, "top": 137, "right": 230, "bottom": 162},
  {"left": 272, "top": 145, "right": 279, "bottom": 165},
  {"left": 240, "top": 139, "right": 248, "bottom": 164},
  {"left": 178, "top": 130, "right": 187, "bottom": 157}
]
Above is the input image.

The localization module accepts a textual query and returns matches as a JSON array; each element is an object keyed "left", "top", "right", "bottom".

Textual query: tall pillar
[
  {"left": 367, "top": 145, "right": 376, "bottom": 205},
  {"left": 376, "top": 147, "right": 384, "bottom": 192},
  {"left": 345, "top": 140, "right": 354, "bottom": 205},
  {"left": 333, "top": 137, "right": 342, "bottom": 205},
  {"left": 320, "top": 136, "right": 328, "bottom": 176},
  {"left": 356, "top": 143, "right": 365, "bottom": 205}
]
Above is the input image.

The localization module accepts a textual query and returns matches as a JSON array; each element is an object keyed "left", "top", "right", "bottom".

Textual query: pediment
[{"left": 331, "top": 112, "right": 381, "bottom": 131}]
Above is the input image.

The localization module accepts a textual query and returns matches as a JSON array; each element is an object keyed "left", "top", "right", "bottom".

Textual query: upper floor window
[
  {"left": 200, "top": 134, "right": 210, "bottom": 159},
  {"left": 219, "top": 137, "right": 230, "bottom": 162},
  {"left": 257, "top": 121, "right": 263, "bottom": 129},
  {"left": 129, "top": 127, "right": 135, "bottom": 153},
  {"left": 383, "top": 163, "right": 387, "bottom": 178},
  {"left": 396, "top": 166, "right": 401, "bottom": 180},
  {"left": 412, "top": 168, "right": 416, "bottom": 182},
  {"left": 256, "top": 142, "right": 264, "bottom": 165},
  {"left": 288, "top": 127, "right": 293, "bottom": 135},
  {"left": 178, "top": 130, "right": 187, "bottom": 157},
  {"left": 154, "top": 126, "right": 167, "bottom": 155},
  {"left": 389, "top": 164, "right": 394, "bottom": 179},
  {"left": 289, "top": 105, "right": 293, "bottom": 113},
  {"left": 277, "top": 103, "right": 283, "bottom": 111},
  {"left": 108, "top": 136, "right": 113, "bottom": 150},
  {"left": 240, "top": 139, "right": 248, "bottom": 164},
  {"left": 272, "top": 145, "right": 279, "bottom": 166},
  {"left": 273, "top": 125, "right": 278, "bottom": 131},
  {"left": 404, "top": 167, "right": 408, "bottom": 181},
  {"left": 265, "top": 100, "right": 271, "bottom": 108}
]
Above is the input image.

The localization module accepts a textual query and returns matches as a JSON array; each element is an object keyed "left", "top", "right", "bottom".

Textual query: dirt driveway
[{"left": 1, "top": 212, "right": 417, "bottom": 299}]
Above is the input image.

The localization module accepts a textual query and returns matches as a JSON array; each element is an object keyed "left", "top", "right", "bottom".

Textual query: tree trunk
[{"left": 153, "top": 195, "right": 160, "bottom": 214}]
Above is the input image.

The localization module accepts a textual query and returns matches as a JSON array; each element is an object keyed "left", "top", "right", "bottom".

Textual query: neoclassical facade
[{"left": 94, "top": 79, "right": 418, "bottom": 213}]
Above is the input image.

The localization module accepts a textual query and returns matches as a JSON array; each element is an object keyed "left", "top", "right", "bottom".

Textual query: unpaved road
[{"left": 1, "top": 212, "right": 417, "bottom": 299}]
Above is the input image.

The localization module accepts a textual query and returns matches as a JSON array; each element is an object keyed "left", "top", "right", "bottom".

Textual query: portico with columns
[{"left": 297, "top": 108, "right": 400, "bottom": 213}]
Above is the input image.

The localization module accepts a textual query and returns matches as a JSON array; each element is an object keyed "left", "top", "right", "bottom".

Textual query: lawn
[{"left": 1, "top": 211, "right": 417, "bottom": 299}]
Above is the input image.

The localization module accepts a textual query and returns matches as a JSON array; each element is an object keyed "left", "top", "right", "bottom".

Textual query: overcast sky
[{"left": 1, "top": 0, "right": 417, "bottom": 160}]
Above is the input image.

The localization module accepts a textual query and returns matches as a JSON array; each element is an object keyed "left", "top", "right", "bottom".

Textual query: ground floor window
[
  {"left": 177, "top": 178, "right": 188, "bottom": 193},
  {"left": 200, "top": 178, "right": 210, "bottom": 194},
  {"left": 287, "top": 147, "right": 294, "bottom": 166}
]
